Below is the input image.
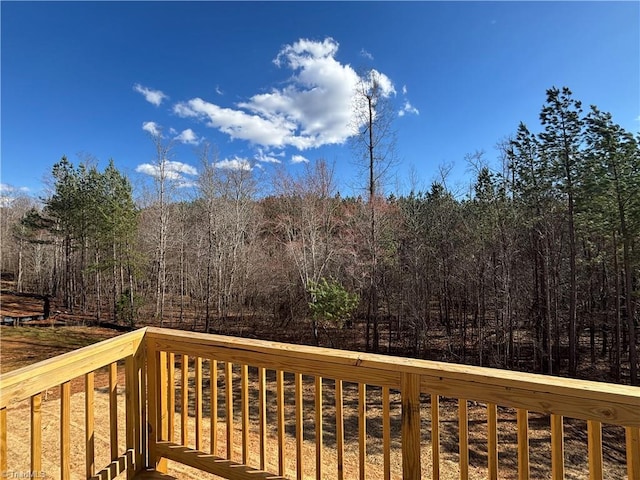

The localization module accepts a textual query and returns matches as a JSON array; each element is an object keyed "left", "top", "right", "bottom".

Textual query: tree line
[{"left": 1, "top": 87, "right": 638, "bottom": 384}]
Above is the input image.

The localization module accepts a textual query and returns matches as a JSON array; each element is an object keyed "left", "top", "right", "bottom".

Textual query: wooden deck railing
[
  {"left": 0, "top": 328, "right": 147, "bottom": 479},
  {"left": 1, "top": 326, "right": 639, "bottom": 479}
]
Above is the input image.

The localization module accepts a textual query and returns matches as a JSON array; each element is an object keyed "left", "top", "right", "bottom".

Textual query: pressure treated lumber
[{"left": 1, "top": 328, "right": 146, "bottom": 407}]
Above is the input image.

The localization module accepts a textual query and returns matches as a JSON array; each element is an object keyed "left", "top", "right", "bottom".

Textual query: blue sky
[{"left": 2, "top": 1, "right": 639, "bottom": 201}]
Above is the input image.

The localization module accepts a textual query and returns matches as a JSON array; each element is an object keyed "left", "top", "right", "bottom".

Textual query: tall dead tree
[{"left": 351, "top": 70, "right": 397, "bottom": 352}]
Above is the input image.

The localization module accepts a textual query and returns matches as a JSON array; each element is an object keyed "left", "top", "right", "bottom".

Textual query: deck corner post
[
  {"left": 146, "top": 338, "right": 168, "bottom": 473},
  {"left": 401, "top": 372, "right": 421, "bottom": 480}
]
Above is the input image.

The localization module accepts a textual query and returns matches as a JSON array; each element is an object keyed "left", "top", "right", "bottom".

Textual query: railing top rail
[
  {"left": 0, "top": 327, "right": 146, "bottom": 408},
  {"left": 146, "top": 327, "right": 640, "bottom": 411}
]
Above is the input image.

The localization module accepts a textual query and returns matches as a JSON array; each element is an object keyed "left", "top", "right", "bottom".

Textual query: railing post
[
  {"left": 126, "top": 351, "right": 144, "bottom": 479},
  {"left": 401, "top": 372, "right": 421, "bottom": 480},
  {"left": 147, "top": 339, "right": 168, "bottom": 473}
]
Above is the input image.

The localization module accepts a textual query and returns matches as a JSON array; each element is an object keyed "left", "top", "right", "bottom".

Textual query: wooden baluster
[
  {"left": 195, "top": 357, "right": 203, "bottom": 451},
  {"left": 626, "top": 426, "right": 640, "bottom": 480},
  {"left": 241, "top": 364, "right": 249, "bottom": 464},
  {"left": 31, "top": 393, "right": 42, "bottom": 476},
  {"left": 85, "top": 372, "right": 95, "bottom": 478},
  {"left": 336, "top": 379, "right": 345, "bottom": 480},
  {"left": 382, "top": 386, "right": 391, "bottom": 480},
  {"left": 181, "top": 354, "right": 189, "bottom": 446},
  {"left": 431, "top": 394, "right": 440, "bottom": 480},
  {"left": 210, "top": 359, "right": 218, "bottom": 456},
  {"left": 60, "top": 381, "right": 71, "bottom": 480},
  {"left": 0, "top": 408, "right": 6, "bottom": 478},
  {"left": 259, "top": 367, "right": 267, "bottom": 470},
  {"left": 459, "top": 399, "right": 469, "bottom": 480},
  {"left": 138, "top": 346, "right": 147, "bottom": 472},
  {"left": 225, "top": 361, "right": 234, "bottom": 461},
  {"left": 516, "top": 409, "right": 530, "bottom": 480},
  {"left": 587, "top": 420, "right": 603, "bottom": 480},
  {"left": 295, "top": 372, "right": 303, "bottom": 480},
  {"left": 401, "top": 373, "right": 421, "bottom": 480},
  {"left": 487, "top": 403, "right": 498, "bottom": 480},
  {"left": 109, "top": 362, "right": 118, "bottom": 462},
  {"left": 167, "top": 353, "right": 175, "bottom": 443},
  {"left": 158, "top": 351, "right": 168, "bottom": 470},
  {"left": 315, "top": 376, "right": 323, "bottom": 480},
  {"left": 359, "top": 383, "right": 366, "bottom": 480},
  {"left": 551, "top": 414, "right": 564, "bottom": 480},
  {"left": 277, "top": 370, "right": 285, "bottom": 477},
  {"left": 125, "top": 356, "right": 138, "bottom": 479}
]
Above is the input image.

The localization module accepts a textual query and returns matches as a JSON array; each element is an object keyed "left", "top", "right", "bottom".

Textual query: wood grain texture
[
  {"left": 60, "top": 382, "right": 71, "bottom": 480},
  {"left": 146, "top": 328, "right": 640, "bottom": 426},
  {"left": 225, "top": 361, "right": 233, "bottom": 461},
  {"left": 358, "top": 383, "right": 366, "bottom": 480},
  {"left": 109, "top": 362, "right": 119, "bottom": 461},
  {"left": 180, "top": 355, "right": 188, "bottom": 446},
  {"left": 487, "top": 403, "right": 498, "bottom": 480},
  {"left": 85, "top": 372, "right": 95, "bottom": 479},
  {"left": 167, "top": 353, "right": 175, "bottom": 443},
  {"left": 587, "top": 420, "right": 603, "bottom": 480},
  {"left": 276, "top": 369, "right": 285, "bottom": 477},
  {"left": 195, "top": 357, "right": 203, "bottom": 451},
  {"left": 155, "top": 442, "right": 287, "bottom": 480},
  {"left": 335, "top": 379, "right": 345, "bottom": 480},
  {"left": 295, "top": 373, "right": 303, "bottom": 480},
  {"left": 401, "top": 373, "right": 421, "bottom": 480},
  {"left": 210, "top": 359, "right": 218, "bottom": 456},
  {"left": 30, "top": 393, "right": 42, "bottom": 475},
  {"left": 516, "top": 409, "right": 530, "bottom": 480},
  {"left": 626, "top": 427, "right": 640, "bottom": 480},
  {"left": 0, "top": 408, "right": 6, "bottom": 478},
  {"left": 459, "top": 399, "right": 469, "bottom": 480},
  {"left": 258, "top": 366, "right": 266, "bottom": 471},
  {"left": 315, "top": 376, "right": 323, "bottom": 480},
  {"left": 431, "top": 394, "right": 440, "bottom": 480},
  {"left": 241, "top": 363, "right": 249, "bottom": 465},
  {"left": 382, "top": 386, "right": 391, "bottom": 480},
  {"left": 551, "top": 414, "right": 564, "bottom": 480}
]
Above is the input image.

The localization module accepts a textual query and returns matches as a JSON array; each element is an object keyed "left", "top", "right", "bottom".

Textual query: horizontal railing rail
[
  {"left": 144, "top": 327, "right": 640, "bottom": 480},
  {"left": 1, "top": 326, "right": 639, "bottom": 479}
]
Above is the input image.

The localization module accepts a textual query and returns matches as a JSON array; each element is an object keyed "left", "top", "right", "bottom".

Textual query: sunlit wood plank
[
  {"left": 516, "top": 409, "right": 530, "bottom": 480},
  {"left": 85, "top": 372, "right": 95, "bottom": 478}
]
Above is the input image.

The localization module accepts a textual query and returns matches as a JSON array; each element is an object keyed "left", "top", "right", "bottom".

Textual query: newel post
[
  {"left": 146, "top": 338, "right": 168, "bottom": 473},
  {"left": 125, "top": 331, "right": 147, "bottom": 478},
  {"left": 401, "top": 372, "right": 422, "bottom": 479}
]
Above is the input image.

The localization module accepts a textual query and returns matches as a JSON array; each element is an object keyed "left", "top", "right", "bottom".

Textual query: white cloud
[
  {"left": 402, "top": 85, "right": 408, "bottom": 95},
  {"left": 255, "top": 148, "right": 282, "bottom": 164},
  {"left": 173, "top": 37, "right": 397, "bottom": 151},
  {"left": 133, "top": 83, "right": 168, "bottom": 106},
  {"left": 175, "top": 128, "right": 201, "bottom": 145},
  {"left": 215, "top": 85, "right": 224, "bottom": 95},
  {"left": 360, "top": 48, "right": 374, "bottom": 60},
  {"left": 215, "top": 157, "right": 252, "bottom": 171},
  {"left": 399, "top": 101, "right": 419, "bottom": 117},
  {"left": 142, "top": 121, "right": 161, "bottom": 136},
  {"left": 135, "top": 160, "right": 198, "bottom": 186},
  {"left": 291, "top": 154, "right": 309, "bottom": 164}
]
